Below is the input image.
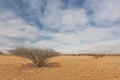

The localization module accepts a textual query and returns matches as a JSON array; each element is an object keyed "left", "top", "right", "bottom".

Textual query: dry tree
[{"left": 11, "top": 47, "right": 60, "bottom": 67}]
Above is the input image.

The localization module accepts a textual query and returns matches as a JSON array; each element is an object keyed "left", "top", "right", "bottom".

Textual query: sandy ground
[{"left": 0, "top": 55, "right": 120, "bottom": 80}]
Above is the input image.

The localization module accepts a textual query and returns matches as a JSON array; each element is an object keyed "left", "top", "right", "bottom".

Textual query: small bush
[
  {"left": 93, "top": 54, "right": 105, "bottom": 59},
  {"left": 11, "top": 47, "right": 60, "bottom": 67},
  {"left": 0, "top": 52, "right": 4, "bottom": 55}
]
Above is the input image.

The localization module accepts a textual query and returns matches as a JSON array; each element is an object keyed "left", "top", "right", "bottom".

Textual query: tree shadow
[
  {"left": 19, "top": 62, "right": 61, "bottom": 69},
  {"left": 44, "top": 63, "right": 60, "bottom": 67}
]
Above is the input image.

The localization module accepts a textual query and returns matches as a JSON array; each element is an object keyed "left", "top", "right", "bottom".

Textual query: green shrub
[{"left": 11, "top": 47, "right": 60, "bottom": 67}]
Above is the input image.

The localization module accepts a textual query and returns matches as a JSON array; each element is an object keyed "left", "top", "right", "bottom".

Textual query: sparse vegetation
[
  {"left": 62, "top": 54, "right": 106, "bottom": 59},
  {"left": 11, "top": 47, "right": 60, "bottom": 67},
  {"left": 93, "top": 54, "right": 105, "bottom": 59},
  {"left": 0, "top": 52, "right": 3, "bottom": 55},
  {"left": 62, "top": 53, "right": 107, "bottom": 59}
]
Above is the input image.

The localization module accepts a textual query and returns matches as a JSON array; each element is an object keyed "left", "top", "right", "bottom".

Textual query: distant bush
[
  {"left": 62, "top": 53, "right": 120, "bottom": 57},
  {"left": 93, "top": 54, "right": 105, "bottom": 59},
  {"left": 0, "top": 52, "right": 4, "bottom": 55},
  {"left": 11, "top": 47, "right": 60, "bottom": 67},
  {"left": 62, "top": 54, "right": 79, "bottom": 56}
]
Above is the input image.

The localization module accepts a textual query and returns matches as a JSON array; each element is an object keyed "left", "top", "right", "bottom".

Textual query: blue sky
[{"left": 0, "top": 0, "right": 120, "bottom": 53}]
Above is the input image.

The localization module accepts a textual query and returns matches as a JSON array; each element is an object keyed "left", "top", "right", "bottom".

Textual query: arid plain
[{"left": 0, "top": 55, "right": 120, "bottom": 80}]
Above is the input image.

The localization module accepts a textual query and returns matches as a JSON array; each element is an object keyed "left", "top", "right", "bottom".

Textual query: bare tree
[{"left": 11, "top": 47, "right": 60, "bottom": 67}]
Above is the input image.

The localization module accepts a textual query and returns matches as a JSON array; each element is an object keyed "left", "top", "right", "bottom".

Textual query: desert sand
[{"left": 0, "top": 55, "right": 120, "bottom": 80}]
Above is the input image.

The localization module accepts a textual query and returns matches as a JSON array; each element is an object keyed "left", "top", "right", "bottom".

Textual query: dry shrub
[
  {"left": 0, "top": 52, "right": 4, "bottom": 55},
  {"left": 11, "top": 47, "right": 60, "bottom": 67},
  {"left": 93, "top": 54, "right": 105, "bottom": 59}
]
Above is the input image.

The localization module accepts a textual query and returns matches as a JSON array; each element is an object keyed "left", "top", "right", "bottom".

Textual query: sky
[{"left": 0, "top": 0, "right": 120, "bottom": 53}]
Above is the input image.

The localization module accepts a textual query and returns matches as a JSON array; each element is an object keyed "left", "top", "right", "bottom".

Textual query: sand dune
[{"left": 0, "top": 55, "right": 120, "bottom": 80}]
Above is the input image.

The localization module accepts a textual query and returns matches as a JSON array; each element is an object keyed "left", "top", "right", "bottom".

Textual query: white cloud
[
  {"left": 61, "top": 8, "right": 88, "bottom": 27},
  {"left": 57, "top": 45, "right": 80, "bottom": 53},
  {"left": 86, "top": 0, "right": 120, "bottom": 24},
  {"left": 0, "top": 11, "right": 39, "bottom": 39},
  {"left": 0, "top": 46, "right": 11, "bottom": 51},
  {"left": 0, "top": 10, "right": 40, "bottom": 50},
  {"left": 77, "top": 26, "right": 117, "bottom": 42},
  {"left": 33, "top": 39, "right": 81, "bottom": 53},
  {"left": 52, "top": 33, "right": 81, "bottom": 45},
  {"left": 40, "top": 0, "right": 89, "bottom": 31},
  {"left": 33, "top": 25, "right": 120, "bottom": 53},
  {"left": 33, "top": 40, "right": 60, "bottom": 49},
  {"left": 79, "top": 38, "right": 120, "bottom": 53}
]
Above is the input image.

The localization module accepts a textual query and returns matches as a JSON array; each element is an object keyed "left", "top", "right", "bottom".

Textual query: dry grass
[{"left": 0, "top": 55, "right": 120, "bottom": 80}]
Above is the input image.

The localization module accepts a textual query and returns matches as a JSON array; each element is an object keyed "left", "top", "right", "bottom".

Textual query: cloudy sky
[{"left": 0, "top": 0, "right": 120, "bottom": 53}]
